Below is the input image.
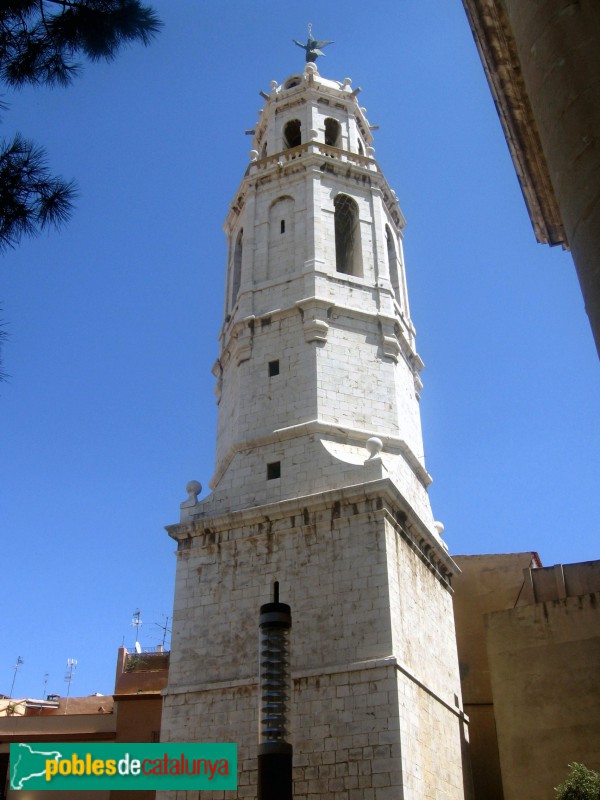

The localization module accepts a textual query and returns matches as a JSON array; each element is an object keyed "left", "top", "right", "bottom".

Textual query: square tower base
[{"left": 159, "top": 481, "right": 471, "bottom": 799}]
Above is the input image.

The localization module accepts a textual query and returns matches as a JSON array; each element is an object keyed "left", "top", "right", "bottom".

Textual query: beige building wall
[
  {"left": 453, "top": 552, "right": 540, "bottom": 800},
  {"left": 486, "top": 566, "right": 600, "bottom": 800},
  {"left": 453, "top": 555, "right": 600, "bottom": 800}
]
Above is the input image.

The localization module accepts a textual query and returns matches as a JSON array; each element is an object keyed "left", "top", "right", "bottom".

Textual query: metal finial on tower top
[{"left": 293, "top": 23, "right": 333, "bottom": 63}]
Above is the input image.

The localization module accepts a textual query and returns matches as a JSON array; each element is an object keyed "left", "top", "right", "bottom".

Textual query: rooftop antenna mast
[
  {"left": 154, "top": 615, "right": 171, "bottom": 650},
  {"left": 9, "top": 656, "right": 24, "bottom": 698},
  {"left": 42, "top": 672, "right": 49, "bottom": 700},
  {"left": 131, "top": 608, "right": 143, "bottom": 653},
  {"left": 64, "top": 658, "right": 77, "bottom": 714}
]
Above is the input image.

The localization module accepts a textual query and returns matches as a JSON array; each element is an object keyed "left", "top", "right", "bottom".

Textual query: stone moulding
[
  {"left": 295, "top": 297, "right": 331, "bottom": 342},
  {"left": 382, "top": 333, "right": 401, "bottom": 362},
  {"left": 167, "top": 477, "right": 453, "bottom": 581},
  {"left": 207, "top": 417, "right": 432, "bottom": 494},
  {"left": 223, "top": 144, "right": 406, "bottom": 235},
  {"left": 163, "top": 654, "right": 469, "bottom": 723}
]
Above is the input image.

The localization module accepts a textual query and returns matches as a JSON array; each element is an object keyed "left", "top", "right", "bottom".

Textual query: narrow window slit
[{"left": 267, "top": 461, "right": 281, "bottom": 480}]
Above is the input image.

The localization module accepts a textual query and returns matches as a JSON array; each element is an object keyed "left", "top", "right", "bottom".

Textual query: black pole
[{"left": 258, "top": 584, "right": 292, "bottom": 800}]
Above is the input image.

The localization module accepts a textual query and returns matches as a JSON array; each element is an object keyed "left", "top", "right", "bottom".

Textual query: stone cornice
[
  {"left": 461, "top": 0, "right": 567, "bottom": 247},
  {"left": 209, "top": 416, "right": 431, "bottom": 494},
  {"left": 167, "top": 477, "right": 454, "bottom": 578},
  {"left": 162, "top": 654, "right": 467, "bottom": 721},
  {"left": 224, "top": 142, "right": 406, "bottom": 234},
  {"left": 219, "top": 294, "right": 419, "bottom": 371}
]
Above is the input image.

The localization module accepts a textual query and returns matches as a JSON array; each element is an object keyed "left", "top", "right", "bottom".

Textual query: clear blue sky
[{"left": 2, "top": 0, "right": 598, "bottom": 700}]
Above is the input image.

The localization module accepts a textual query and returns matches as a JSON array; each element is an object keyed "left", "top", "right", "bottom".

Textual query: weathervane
[{"left": 293, "top": 23, "right": 333, "bottom": 63}]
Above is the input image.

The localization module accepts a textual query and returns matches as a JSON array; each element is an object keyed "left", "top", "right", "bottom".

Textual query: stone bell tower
[{"left": 160, "top": 54, "right": 470, "bottom": 800}]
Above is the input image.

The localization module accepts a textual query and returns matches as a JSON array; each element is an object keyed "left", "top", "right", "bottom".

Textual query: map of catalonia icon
[{"left": 9, "top": 742, "right": 238, "bottom": 790}]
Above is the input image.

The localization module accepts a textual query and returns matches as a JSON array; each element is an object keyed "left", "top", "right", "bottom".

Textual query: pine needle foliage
[
  {"left": 0, "top": 0, "right": 161, "bottom": 379},
  {"left": 0, "top": 0, "right": 162, "bottom": 87},
  {"left": 0, "top": 313, "right": 6, "bottom": 382},
  {"left": 556, "top": 763, "right": 600, "bottom": 800},
  {"left": 0, "top": 133, "right": 77, "bottom": 251},
  {"left": 0, "top": 0, "right": 162, "bottom": 253}
]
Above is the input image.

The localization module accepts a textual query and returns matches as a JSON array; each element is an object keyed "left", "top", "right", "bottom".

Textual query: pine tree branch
[
  {"left": 43, "top": 0, "right": 83, "bottom": 9},
  {"left": 0, "top": 1, "right": 161, "bottom": 386},
  {"left": 38, "top": 0, "right": 51, "bottom": 38},
  {"left": 0, "top": 315, "right": 8, "bottom": 383},
  {"left": 0, "top": 1, "right": 162, "bottom": 86},
  {"left": 0, "top": 134, "right": 77, "bottom": 252}
]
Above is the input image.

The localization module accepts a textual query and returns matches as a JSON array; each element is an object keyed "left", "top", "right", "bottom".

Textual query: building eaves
[{"left": 461, "top": 0, "right": 567, "bottom": 248}]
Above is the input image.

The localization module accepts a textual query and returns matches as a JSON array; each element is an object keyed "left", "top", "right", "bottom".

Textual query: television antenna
[
  {"left": 42, "top": 672, "right": 49, "bottom": 699},
  {"left": 131, "top": 608, "right": 143, "bottom": 651},
  {"left": 153, "top": 615, "right": 171, "bottom": 649},
  {"left": 64, "top": 658, "right": 77, "bottom": 713},
  {"left": 9, "top": 656, "right": 24, "bottom": 698}
]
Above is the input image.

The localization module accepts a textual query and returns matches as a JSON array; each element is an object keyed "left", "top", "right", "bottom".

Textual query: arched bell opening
[
  {"left": 283, "top": 119, "right": 302, "bottom": 149},
  {"left": 324, "top": 118, "right": 341, "bottom": 148}
]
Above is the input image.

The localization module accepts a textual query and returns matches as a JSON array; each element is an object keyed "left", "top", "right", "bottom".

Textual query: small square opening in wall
[
  {"left": 268, "top": 360, "right": 280, "bottom": 377},
  {"left": 267, "top": 461, "right": 281, "bottom": 480}
]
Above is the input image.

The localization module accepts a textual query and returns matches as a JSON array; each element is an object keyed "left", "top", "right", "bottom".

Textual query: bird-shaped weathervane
[{"left": 293, "top": 23, "right": 333, "bottom": 63}]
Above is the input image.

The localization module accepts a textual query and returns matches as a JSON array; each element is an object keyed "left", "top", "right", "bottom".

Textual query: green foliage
[
  {"left": 0, "top": 0, "right": 162, "bottom": 88},
  {"left": 0, "top": 1, "right": 161, "bottom": 379},
  {"left": 0, "top": 0, "right": 162, "bottom": 253},
  {"left": 556, "top": 763, "right": 600, "bottom": 800},
  {"left": 0, "top": 133, "right": 77, "bottom": 251}
]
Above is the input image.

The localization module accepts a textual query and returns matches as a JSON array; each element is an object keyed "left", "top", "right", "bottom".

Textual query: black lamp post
[{"left": 257, "top": 582, "right": 292, "bottom": 800}]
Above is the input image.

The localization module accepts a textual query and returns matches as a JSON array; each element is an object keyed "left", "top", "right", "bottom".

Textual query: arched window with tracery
[{"left": 334, "top": 195, "right": 362, "bottom": 277}]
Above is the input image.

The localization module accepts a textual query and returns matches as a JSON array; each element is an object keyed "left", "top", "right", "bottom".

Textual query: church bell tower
[{"left": 160, "top": 52, "right": 470, "bottom": 800}]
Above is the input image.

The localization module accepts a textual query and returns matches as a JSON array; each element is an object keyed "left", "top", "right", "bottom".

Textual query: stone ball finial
[
  {"left": 342, "top": 77, "right": 352, "bottom": 88},
  {"left": 249, "top": 149, "right": 259, "bottom": 162},
  {"left": 434, "top": 521, "right": 445, "bottom": 537},
  {"left": 184, "top": 480, "right": 202, "bottom": 506},
  {"left": 366, "top": 437, "right": 383, "bottom": 458},
  {"left": 270, "top": 80, "right": 278, "bottom": 90},
  {"left": 304, "top": 62, "right": 318, "bottom": 76},
  {"left": 366, "top": 146, "right": 375, "bottom": 158}
]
